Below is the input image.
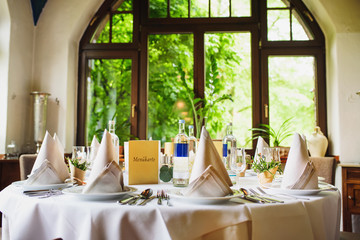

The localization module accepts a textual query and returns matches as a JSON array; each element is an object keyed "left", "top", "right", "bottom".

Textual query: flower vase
[
  {"left": 257, "top": 167, "right": 278, "bottom": 185},
  {"left": 69, "top": 163, "right": 86, "bottom": 185},
  {"left": 307, "top": 126, "right": 328, "bottom": 157}
]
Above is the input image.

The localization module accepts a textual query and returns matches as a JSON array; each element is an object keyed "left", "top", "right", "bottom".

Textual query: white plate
[
  {"left": 261, "top": 181, "right": 335, "bottom": 196},
  {"left": 12, "top": 180, "right": 72, "bottom": 191},
  {"left": 169, "top": 189, "right": 240, "bottom": 204},
  {"left": 62, "top": 186, "right": 137, "bottom": 201}
]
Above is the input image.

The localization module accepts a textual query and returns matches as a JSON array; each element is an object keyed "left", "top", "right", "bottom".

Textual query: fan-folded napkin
[
  {"left": 254, "top": 136, "right": 269, "bottom": 162},
  {"left": 189, "top": 126, "right": 232, "bottom": 186},
  {"left": 281, "top": 133, "right": 318, "bottom": 189},
  {"left": 183, "top": 165, "right": 233, "bottom": 197},
  {"left": 26, "top": 131, "right": 70, "bottom": 185},
  {"left": 82, "top": 130, "right": 124, "bottom": 193}
]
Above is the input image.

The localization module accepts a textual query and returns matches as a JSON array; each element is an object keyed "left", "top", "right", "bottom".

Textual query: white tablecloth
[{"left": 0, "top": 176, "right": 340, "bottom": 240}]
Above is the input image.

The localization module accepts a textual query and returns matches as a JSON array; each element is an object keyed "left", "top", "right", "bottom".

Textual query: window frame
[{"left": 77, "top": 0, "right": 326, "bottom": 151}]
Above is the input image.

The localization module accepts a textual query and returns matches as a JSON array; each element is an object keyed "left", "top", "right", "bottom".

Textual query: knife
[{"left": 138, "top": 196, "right": 156, "bottom": 206}]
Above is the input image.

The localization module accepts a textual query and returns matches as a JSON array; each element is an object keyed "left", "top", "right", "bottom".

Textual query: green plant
[
  {"left": 67, "top": 157, "right": 89, "bottom": 171},
  {"left": 248, "top": 117, "right": 293, "bottom": 147},
  {"left": 251, "top": 154, "right": 283, "bottom": 175},
  {"left": 176, "top": 56, "right": 233, "bottom": 138}
]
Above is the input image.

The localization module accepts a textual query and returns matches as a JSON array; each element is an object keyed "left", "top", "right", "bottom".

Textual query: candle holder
[{"left": 31, "top": 92, "right": 50, "bottom": 153}]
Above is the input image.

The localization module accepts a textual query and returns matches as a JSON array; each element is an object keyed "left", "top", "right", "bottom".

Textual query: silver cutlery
[
  {"left": 249, "top": 188, "right": 284, "bottom": 203},
  {"left": 138, "top": 196, "right": 156, "bottom": 206},
  {"left": 118, "top": 188, "right": 152, "bottom": 205},
  {"left": 157, "top": 190, "right": 163, "bottom": 205}
]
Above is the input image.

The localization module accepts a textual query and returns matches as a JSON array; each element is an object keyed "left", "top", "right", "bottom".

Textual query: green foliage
[
  {"left": 67, "top": 157, "right": 89, "bottom": 171},
  {"left": 251, "top": 154, "right": 283, "bottom": 175},
  {"left": 159, "top": 165, "right": 173, "bottom": 182},
  {"left": 249, "top": 117, "right": 294, "bottom": 147},
  {"left": 87, "top": 59, "right": 132, "bottom": 146}
]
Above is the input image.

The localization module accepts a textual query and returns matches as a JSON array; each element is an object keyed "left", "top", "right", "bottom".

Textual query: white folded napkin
[
  {"left": 281, "top": 133, "right": 318, "bottom": 189},
  {"left": 89, "top": 135, "right": 100, "bottom": 163},
  {"left": 183, "top": 165, "right": 233, "bottom": 197},
  {"left": 82, "top": 161, "right": 124, "bottom": 193},
  {"left": 254, "top": 136, "right": 269, "bottom": 162},
  {"left": 26, "top": 131, "right": 70, "bottom": 185},
  {"left": 82, "top": 130, "right": 124, "bottom": 193},
  {"left": 190, "top": 127, "right": 232, "bottom": 186},
  {"left": 26, "top": 160, "right": 63, "bottom": 185}
]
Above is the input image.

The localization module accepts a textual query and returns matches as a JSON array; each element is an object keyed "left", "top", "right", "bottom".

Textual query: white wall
[
  {"left": 0, "top": 0, "right": 10, "bottom": 154},
  {"left": 1, "top": 0, "right": 34, "bottom": 154},
  {"left": 28, "top": 0, "right": 103, "bottom": 152},
  {"left": 303, "top": 0, "right": 360, "bottom": 163}
]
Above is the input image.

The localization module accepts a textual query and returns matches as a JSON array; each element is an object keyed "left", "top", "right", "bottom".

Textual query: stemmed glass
[
  {"left": 263, "top": 147, "right": 281, "bottom": 179},
  {"left": 230, "top": 148, "right": 247, "bottom": 186}
]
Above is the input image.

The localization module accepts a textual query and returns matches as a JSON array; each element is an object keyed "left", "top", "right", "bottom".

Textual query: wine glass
[{"left": 230, "top": 148, "right": 247, "bottom": 186}]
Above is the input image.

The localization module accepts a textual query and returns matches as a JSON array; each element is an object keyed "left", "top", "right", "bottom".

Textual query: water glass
[
  {"left": 230, "top": 148, "right": 247, "bottom": 185},
  {"left": 263, "top": 147, "right": 280, "bottom": 163},
  {"left": 72, "top": 146, "right": 86, "bottom": 162}
]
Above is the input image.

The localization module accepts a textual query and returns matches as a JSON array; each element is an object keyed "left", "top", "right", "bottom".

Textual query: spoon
[{"left": 129, "top": 188, "right": 153, "bottom": 205}]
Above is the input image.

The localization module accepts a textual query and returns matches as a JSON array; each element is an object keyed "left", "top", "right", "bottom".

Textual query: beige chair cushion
[
  {"left": 309, "top": 157, "right": 336, "bottom": 184},
  {"left": 19, "top": 154, "right": 37, "bottom": 180}
]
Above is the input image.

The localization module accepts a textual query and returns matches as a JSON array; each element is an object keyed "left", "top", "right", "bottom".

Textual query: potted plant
[
  {"left": 251, "top": 153, "right": 283, "bottom": 185},
  {"left": 249, "top": 117, "right": 293, "bottom": 157}
]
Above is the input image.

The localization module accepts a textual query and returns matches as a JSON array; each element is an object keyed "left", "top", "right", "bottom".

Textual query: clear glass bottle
[
  {"left": 222, "top": 122, "right": 237, "bottom": 171},
  {"left": 188, "top": 125, "right": 197, "bottom": 176},
  {"left": 173, "top": 119, "right": 189, "bottom": 187},
  {"left": 108, "top": 120, "right": 120, "bottom": 164}
]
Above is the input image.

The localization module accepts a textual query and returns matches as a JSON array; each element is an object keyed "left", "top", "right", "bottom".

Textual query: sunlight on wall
[{"left": 0, "top": 1, "right": 10, "bottom": 153}]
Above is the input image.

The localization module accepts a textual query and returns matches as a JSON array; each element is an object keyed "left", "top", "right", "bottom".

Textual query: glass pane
[
  {"left": 268, "top": 56, "right": 315, "bottom": 146},
  {"left": 205, "top": 32, "right": 252, "bottom": 147},
  {"left": 268, "top": 9, "right": 290, "bottom": 41},
  {"left": 211, "top": 0, "right": 230, "bottom": 17},
  {"left": 292, "top": 10, "right": 313, "bottom": 40},
  {"left": 91, "top": 14, "right": 110, "bottom": 43},
  {"left": 148, "top": 34, "right": 194, "bottom": 145},
  {"left": 267, "top": 0, "right": 289, "bottom": 8},
  {"left": 149, "top": 0, "right": 168, "bottom": 18},
  {"left": 87, "top": 59, "right": 132, "bottom": 146},
  {"left": 115, "top": 0, "right": 132, "bottom": 11},
  {"left": 170, "top": 0, "right": 188, "bottom": 18},
  {"left": 231, "top": 0, "right": 251, "bottom": 17},
  {"left": 190, "top": 0, "right": 209, "bottom": 17},
  {"left": 112, "top": 13, "right": 133, "bottom": 43}
]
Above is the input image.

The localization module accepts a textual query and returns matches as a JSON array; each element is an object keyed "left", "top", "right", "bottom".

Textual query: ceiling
[{"left": 31, "top": 0, "right": 47, "bottom": 25}]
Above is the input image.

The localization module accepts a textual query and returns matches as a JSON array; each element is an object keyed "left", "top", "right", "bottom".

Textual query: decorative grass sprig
[
  {"left": 67, "top": 157, "right": 89, "bottom": 171},
  {"left": 251, "top": 154, "right": 283, "bottom": 176}
]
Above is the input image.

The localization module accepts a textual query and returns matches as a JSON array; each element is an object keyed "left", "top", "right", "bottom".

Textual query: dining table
[{"left": 0, "top": 173, "right": 340, "bottom": 240}]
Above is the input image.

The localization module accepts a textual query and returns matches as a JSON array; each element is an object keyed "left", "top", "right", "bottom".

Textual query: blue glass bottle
[
  {"left": 222, "top": 123, "right": 237, "bottom": 170},
  {"left": 173, "top": 120, "right": 189, "bottom": 187}
]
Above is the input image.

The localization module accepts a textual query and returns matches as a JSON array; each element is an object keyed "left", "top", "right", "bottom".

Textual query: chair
[
  {"left": 19, "top": 154, "right": 37, "bottom": 180},
  {"left": 309, "top": 156, "right": 336, "bottom": 185}
]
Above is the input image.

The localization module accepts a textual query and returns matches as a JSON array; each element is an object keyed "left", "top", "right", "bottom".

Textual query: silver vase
[{"left": 31, "top": 92, "right": 50, "bottom": 153}]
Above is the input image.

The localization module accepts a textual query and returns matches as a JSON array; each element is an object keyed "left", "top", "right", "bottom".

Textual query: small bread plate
[
  {"left": 62, "top": 186, "right": 137, "bottom": 201},
  {"left": 261, "top": 181, "right": 337, "bottom": 196},
  {"left": 12, "top": 180, "right": 72, "bottom": 191},
  {"left": 169, "top": 189, "right": 240, "bottom": 204}
]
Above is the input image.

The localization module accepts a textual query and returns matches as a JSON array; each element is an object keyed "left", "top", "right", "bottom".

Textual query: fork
[
  {"left": 157, "top": 190, "right": 162, "bottom": 205},
  {"left": 249, "top": 188, "right": 284, "bottom": 203},
  {"left": 163, "top": 191, "right": 172, "bottom": 206}
]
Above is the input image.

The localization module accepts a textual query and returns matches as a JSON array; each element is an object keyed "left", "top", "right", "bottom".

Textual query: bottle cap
[
  {"left": 189, "top": 125, "right": 194, "bottom": 129},
  {"left": 179, "top": 120, "right": 185, "bottom": 124},
  {"left": 227, "top": 122, "right": 233, "bottom": 126}
]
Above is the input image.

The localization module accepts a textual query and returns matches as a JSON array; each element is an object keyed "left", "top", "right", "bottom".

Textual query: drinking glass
[
  {"left": 72, "top": 146, "right": 86, "bottom": 163},
  {"left": 230, "top": 148, "right": 247, "bottom": 186},
  {"left": 263, "top": 147, "right": 280, "bottom": 163}
]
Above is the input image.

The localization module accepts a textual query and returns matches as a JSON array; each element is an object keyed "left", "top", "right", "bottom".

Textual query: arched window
[{"left": 77, "top": 0, "right": 326, "bottom": 150}]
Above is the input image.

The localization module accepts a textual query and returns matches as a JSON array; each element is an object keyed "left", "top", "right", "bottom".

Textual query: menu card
[{"left": 124, "top": 140, "right": 160, "bottom": 185}]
